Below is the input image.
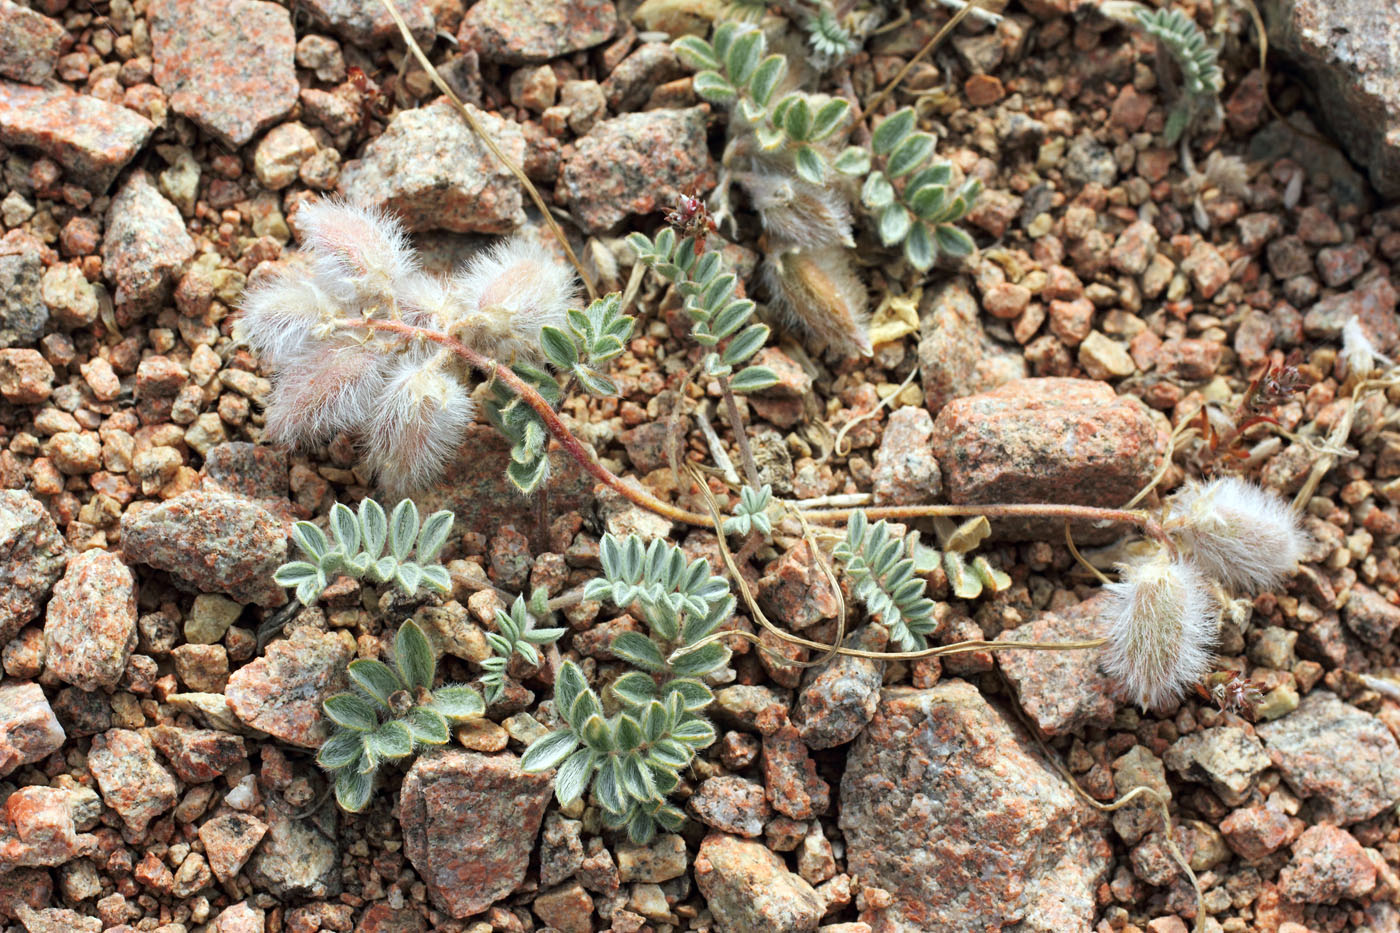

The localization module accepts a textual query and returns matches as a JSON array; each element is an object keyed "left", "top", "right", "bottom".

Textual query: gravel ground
[{"left": 2, "top": 1, "right": 1400, "bottom": 932}]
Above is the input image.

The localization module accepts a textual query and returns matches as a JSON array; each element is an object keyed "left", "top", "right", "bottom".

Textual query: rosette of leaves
[
  {"left": 521, "top": 660, "right": 716, "bottom": 844},
  {"left": 482, "top": 590, "right": 566, "bottom": 704},
  {"left": 723, "top": 484, "right": 774, "bottom": 537},
  {"left": 317, "top": 619, "right": 485, "bottom": 811},
  {"left": 1131, "top": 6, "right": 1222, "bottom": 144},
  {"left": 273, "top": 498, "right": 454, "bottom": 605},
  {"left": 860, "top": 108, "right": 982, "bottom": 271},
  {"left": 486, "top": 293, "right": 636, "bottom": 493},
  {"left": 674, "top": 22, "right": 854, "bottom": 184},
  {"left": 627, "top": 228, "right": 778, "bottom": 392},
  {"left": 907, "top": 515, "right": 1012, "bottom": 601},
  {"left": 833, "top": 509, "right": 939, "bottom": 650},
  {"left": 521, "top": 533, "right": 735, "bottom": 842},
  {"left": 803, "top": 8, "right": 858, "bottom": 67}
]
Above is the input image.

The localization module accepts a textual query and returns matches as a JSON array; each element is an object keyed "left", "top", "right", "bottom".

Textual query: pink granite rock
[
  {"left": 43, "top": 549, "right": 137, "bottom": 692},
  {"left": 199, "top": 812, "right": 268, "bottom": 883},
  {"left": 338, "top": 98, "right": 525, "bottom": 234},
  {"left": 399, "top": 750, "right": 553, "bottom": 918},
  {"left": 149, "top": 0, "right": 299, "bottom": 147},
  {"left": 102, "top": 171, "right": 196, "bottom": 313},
  {"left": 0, "top": 490, "right": 68, "bottom": 644},
  {"left": 225, "top": 626, "right": 350, "bottom": 747},
  {"left": 458, "top": 0, "right": 616, "bottom": 64},
  {"left": 693, "top": 833, "right": 822, "bottom": 933},
  {"left": 839, "top": 681, "right": 1111, "bottom": 932},
  {"left": 0, "top": 0, "right": 64, "bottom": 84},
  {"left": 0, "top": 81, "right": 155, "bottom": 191},
  {"left": 87, "top": 729, "right": 180, "bottom": 835},
  {"left": 121, "top": 490, "right": 288, "bottom": 607},
  {"left": 0, "top": 785, "right": 98, "bottom": 868},
  {"left": 0, "top": 682, "right": 64, "bottom": 777},
  {"left": 1278, "top": 824, "right": 1376, "bottom": 904},
  {"left": 999, "top": 592, "right": 1118, "bottom": 737}
]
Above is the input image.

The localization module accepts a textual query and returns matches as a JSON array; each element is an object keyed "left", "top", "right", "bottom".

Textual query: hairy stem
[
  {"left": 348, "top": 318, "right": 714, "bottom": 526},
  {"left": 718, "top": 374, "right": 762, "bottom": 489}
]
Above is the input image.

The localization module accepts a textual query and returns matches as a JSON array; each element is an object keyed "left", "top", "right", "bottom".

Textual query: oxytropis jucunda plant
[
  {"left": 317, "top": 619, "right": 485, "bottom": 811},
  {"left": 521, "top": 533, "right": 735, "bottom": 844},
  {"left": 671, "top": 20, "right": 983, "bottom": 355},
  {"left": 273, "top": 497, "right": 454, "bottom": 604}
]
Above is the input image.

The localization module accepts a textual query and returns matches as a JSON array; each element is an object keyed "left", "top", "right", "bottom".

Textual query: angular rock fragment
[
  {"left": 225, "top": 626, "right": 351, "bottom": 747},
  {"left": 248, "top": 799, "right": 337, "bottom": 898},
  {"left": 102, "top": 171, "right": 196, "bottom": 314},
  {"left": 0, "top": 252, "right": 44, "bottom": 348},
  {"left": 459, "top": 0, "right": 616, "bottom": 63},
  {"left": 0, "top": 0, "right": 64, "bottom": 84},
  {"left": 693, "top": 833, "right": 822, "bottom": 933},
  {"left": 121, "top": 490, "right": 288, "bottom": 607},
  {"left": 839, "top": 681, "right": 1110, "bottom": 932},
  {"left": 149, "top": 0, "right": 299, "bottom": 147},
  {"left": 399, "top": 750, "right": 553, "bottom": 918},
  {"left": 1258, "top": 689, "right": 1400, "bottom": 825},
  {"left": 0, "top": 81, "right": 155, "bottom": 191},
  {"left": 688, "top": 776, "right": 771, "bottom": 838},
  {"left": 559, "top": 107, "right": 714, "bottom": 233},
  {"left": 919, "top": 279, "right": 1026, "bottom": 414},
  {"left": 43, "top": 550, "right": 137, "bottom": 692},
  {"left": 0, "top": 682, "right": 64, "bottom": 777},
  {"left": 794, "top": 626, "right": 885, "bottom": 750},
  {"left": 1000, "top": 593, "right": 1117, "bottom": 737},
  {"left": 930, "top": 377, "right": 1164, "bottom": 539},
  {"left": 0, "top": 490, "right": 67, "bottom": 644},
  {"left": 338, "top": 98, "right": 525, "bottom": 234},
  {"left": 87, "top": 729, "right": 180, "bottom": 835},
  {"left": 301, "top": 0, "right": 435, "bottom": 46},
  {"left": 1164, "top": 726, "right": 1272, "bottom": 807}
]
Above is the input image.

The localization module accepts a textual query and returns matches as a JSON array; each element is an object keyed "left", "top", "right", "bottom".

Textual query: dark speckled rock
[
  {"left": 400, "top": 750, "right": 553, "bottom": 918},
  {"left": 121, "top": 489, "right": 288, "bottom": 607},
  {"left": 839, "top": 682, "right": 1111, "bottom": 933},
  {"left": 149, "top": 0, "right": 298, "bottom": 148}
]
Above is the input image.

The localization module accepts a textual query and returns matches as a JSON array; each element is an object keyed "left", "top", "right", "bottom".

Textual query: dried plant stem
[
  {"left": 376, "top": 0, "right": 597, "bottom": 300},
  {"left": 1005, "top": 676, "right": 1206, "bottom": 933},
  {"left": 343, "top": 317, "right": 1180, "bottom": 550},
  {"left": 865, "top": 0, "right": 985, "bottom": 113},
  {"left": 718, "top": 374, "right": 762, "bottom": 488},
  {"left": 675, "top": 469, "right": 1110, "bottom": 667},
  {"left": 348, "top": 317, "right": 714, "bottom": 526}
]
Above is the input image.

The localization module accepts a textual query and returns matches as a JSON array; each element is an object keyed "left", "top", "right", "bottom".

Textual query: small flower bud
[
  {"left": 1100, "top": 550, "right": 1218, "bottom": 710},
  {"left": 1165, "top": 477, "right": 1307, "bottom": 594}
]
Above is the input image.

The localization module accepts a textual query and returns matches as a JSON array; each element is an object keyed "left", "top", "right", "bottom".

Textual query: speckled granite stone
[{"left": 0, "top": 81, "right": 155, "bottom": 191}]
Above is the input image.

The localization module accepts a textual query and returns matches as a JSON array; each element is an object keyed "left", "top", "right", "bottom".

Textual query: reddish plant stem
[
  {"left": 354, "top": 318, "right": 714, "bottom": 526},
  {"left": 348, "top": 318, "right": 1171, "bottom": 549}
]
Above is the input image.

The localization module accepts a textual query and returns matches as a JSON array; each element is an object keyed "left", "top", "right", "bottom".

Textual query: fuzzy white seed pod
[
  {"left": 741, "top": 171, "right": 855, "bottom": 251},
  {"left": 296, "top": 199, "right": 418, "bottom": 306},
  {"left": 447, "top": 237, "right": 577, "bottom": 361},
  {"left": 359, "top": 354, "right": 476, "bottom": 499},
  {"left": 761, "top": 246, "right": 872, "bottom": 357},
  {"left": 1166, "top": 476, "right": 1307, "bottom": 594},
  {"left": 1339, "top": 316, "right": 1392, "bottom": 383},
  {"left": 263, "top": 343, "right": 388, "bottom": 450},
  {"left": 236, "top": 272, "right": 341, "bottom": 368},
  {"left": 1100, "top": 551, "right": 1219, "bottom": 710},
  {"left": 395, "top": 271, "right": 464, "bottom": 331}
]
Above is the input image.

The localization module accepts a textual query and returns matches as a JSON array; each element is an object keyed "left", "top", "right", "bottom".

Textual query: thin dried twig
[
  {"left": 866, "top": 0, "right": 987, "bottom": 113},
  {"left": 377, "top": 0, "right": 597, "bottom": 300}
]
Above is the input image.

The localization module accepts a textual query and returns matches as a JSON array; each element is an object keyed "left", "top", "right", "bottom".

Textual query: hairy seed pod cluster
[
  {"left": 1101, "top": 477, "right": 1307, "bottom": 710},
  {"left": 237, "top": 199, "right": 575, "bottom": 498}
]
